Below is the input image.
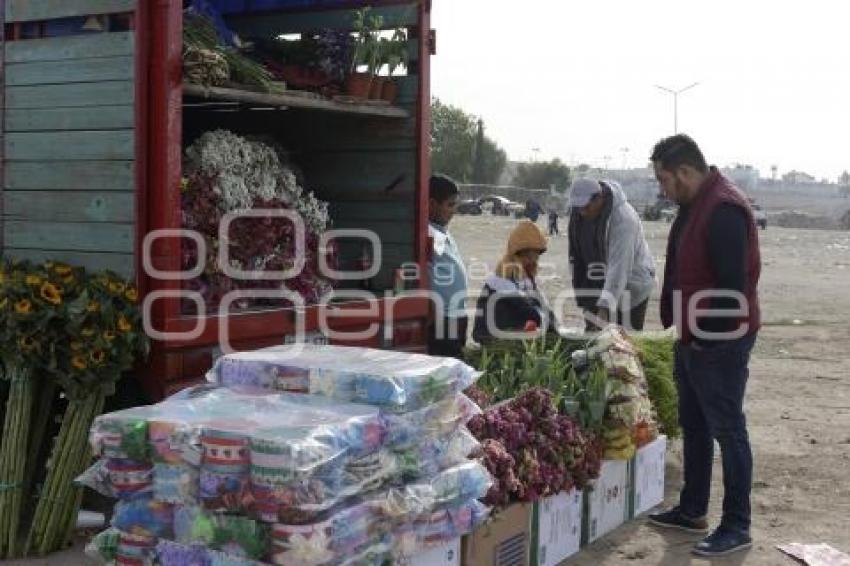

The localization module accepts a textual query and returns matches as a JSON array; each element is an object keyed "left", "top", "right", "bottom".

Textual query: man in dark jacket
[{"left": 647, "top": 135, "right": 761, "bottom": 558}]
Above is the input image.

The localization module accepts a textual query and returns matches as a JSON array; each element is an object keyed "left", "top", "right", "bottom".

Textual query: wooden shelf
[{"left": 183, "top": 83, "right": 410, "bottom": 119}]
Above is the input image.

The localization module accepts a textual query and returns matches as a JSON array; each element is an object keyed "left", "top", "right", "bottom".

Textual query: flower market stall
[
  {"left": 68, "top": 326, "right": 675, "bottom": 565},
  {"left": 0, "top": 0, "right": 436, "bottom": 401}
]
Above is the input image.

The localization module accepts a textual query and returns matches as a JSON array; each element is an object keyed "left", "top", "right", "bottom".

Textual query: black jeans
[
  {"left": 675, "top": 333, "right": 757, "bottom": 534},
  {"left": 428, "top": 316, "right": 468, "bottom": 360}
]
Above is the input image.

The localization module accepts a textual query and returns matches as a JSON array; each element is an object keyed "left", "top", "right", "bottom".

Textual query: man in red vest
[{"left": 647, "top": 135, "right": 761, "bottom": 557}]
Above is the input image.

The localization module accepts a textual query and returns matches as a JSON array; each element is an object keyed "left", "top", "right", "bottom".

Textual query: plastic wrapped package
[
  {"left": 257, "top": 461, "right": 490, "bottom": 566},
  {"left": 391, "top": 499, "right": 490, "bottom": 558},
  {"left": 206, "top": 345, "right": 480, "bottom": 412},
  {"left": 84, "top": 388, "right": 387, "bottom": 512},
  {"left": 391, "top": 428, "right": 480, "bottom": 482},
  {"left": 173, "top": 506, "right": 270, "bottom": 560},
  {"left": 92, "top": 417, "right": 150, "bottom": 462},
  {"left": 382, "top": 394, "right": 480, "bottom": 448},
  {"left": 255, "top": 449, "right": 397, "bottom": 524},
  {"left": 85, "top": 528, "right": 121, "bottom": 564},
  {"left": 111, "top": 497, "right": 174, "bottom": 539},
  {"left": 371, "top": 461, "right": 492, "bottom": 521},
  {"left": 116, "top": 530, "right": 158, "bottom": 565},
  {"left": 269, "top": 501, "right": 379, "bottom": 565}
]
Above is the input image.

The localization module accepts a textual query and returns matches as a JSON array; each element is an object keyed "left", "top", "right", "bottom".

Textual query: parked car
[
  {"left": 753, "top": 204, "right": 767, "bottom": 229},
  {"left": 456, "top": 199, "right": 483, "bottom": 215},
  {"left": 480, "top": 195, "right": 514, "bottom": 216}
]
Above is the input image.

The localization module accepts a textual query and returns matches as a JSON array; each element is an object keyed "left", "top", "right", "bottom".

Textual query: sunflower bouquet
[{"left": 0, "top": 260, "right": 148, "bottom": 557}]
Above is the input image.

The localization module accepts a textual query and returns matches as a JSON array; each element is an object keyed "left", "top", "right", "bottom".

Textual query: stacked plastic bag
[
  {"left": 82, "top": 346, "right": 492, "bottom": 565},
  {"left": 575, "top": 327, "right": 658, "bottom": 460}
]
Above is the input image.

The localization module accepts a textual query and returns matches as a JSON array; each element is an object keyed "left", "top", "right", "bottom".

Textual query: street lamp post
[{"left": 655, "top": 82, "right": 700, "bottom": 134}]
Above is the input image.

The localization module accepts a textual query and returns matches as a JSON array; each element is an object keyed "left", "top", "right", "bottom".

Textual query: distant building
[
  {"left": 722, "top": 164, "right": 760, "bottom": 192},
  {"left": 782, "top": 170, "right": 817, "bottom": 185}
]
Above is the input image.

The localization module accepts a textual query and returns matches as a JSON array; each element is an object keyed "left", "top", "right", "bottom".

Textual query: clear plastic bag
[
  {"left": 382, "top": 394, "right": 480, "bottom": 448},
  {"left": 206, "top": 345, "right": 480, "bottom": 412},
  {"left": 83, "top": 388, "right": 389, "bottom": 515}
]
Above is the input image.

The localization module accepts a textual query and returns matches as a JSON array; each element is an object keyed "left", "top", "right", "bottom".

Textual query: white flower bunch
[{"left": 185, "top": 130, "right": 330, "bottom": 234}]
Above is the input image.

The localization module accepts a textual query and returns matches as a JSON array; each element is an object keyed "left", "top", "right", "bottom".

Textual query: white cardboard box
[
  {"left": 411, "top": 537, "right": 460, "bottom": 566},
  {"left": 533, "top": 489, "right": 582, "bottom": 566},
  {"left": 633, "top": 435, "right": 667, "bottom": 516},
  {"left": 583, "top": 459, "right": 631, "bottom": 544}
]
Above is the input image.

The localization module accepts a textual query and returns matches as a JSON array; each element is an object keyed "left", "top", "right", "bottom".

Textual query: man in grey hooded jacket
[{"left": 568, "top": 178, "right": 656, "bottom": 331}]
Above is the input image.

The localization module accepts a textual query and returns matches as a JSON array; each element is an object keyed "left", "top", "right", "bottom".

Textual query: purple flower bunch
[{"left": 469, "top": 388, "right": 602, "bottom": 507}]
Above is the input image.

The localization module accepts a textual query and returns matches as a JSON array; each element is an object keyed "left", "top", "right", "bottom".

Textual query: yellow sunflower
[
  {"left": 125, "top": 287, "right": 139, "bottom": 303},
  {"left": 103, "top": 330, "right": 116, "bottom": 342},
  {"left": 15, "top": 299, "right": 32, "bottom": 314},
  {"left": 86, "top": 301, "right": 101, "bottom": 313},
  {"left": 25, "top": 274, "right": 42, "bottom": 286},
  {"left": 90, "top": 349, "right": 107, "bottom": 365},
  {"left": 81, "top": 326, "right": 95, "bottom": 338},
  {"left": 71, "top": 341, "right": 84, "bottom": 351},
  {"left": 117, "top": 316, "right": 132, "bottom": 333},
  {"left": 52, "top": 264, "right": 72, "bottom": 276},
  {"left": 108, "top": 281, "right": 126, "bottom": 295},
  {"left": 39, "top": 282, "right": 63, "bottom": 305},
  {"left": 71, "top": 355, "right": 88, "bottom": 370},
  {"left": 18, "top": 336, "right": 36, "bottom": 351},
  {"left": 61, "top": 273, "right": 76, "bottom": 285}
]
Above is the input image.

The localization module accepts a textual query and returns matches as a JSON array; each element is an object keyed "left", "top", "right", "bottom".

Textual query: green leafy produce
[{"left": 633, "top": 335, "right": 680, "bottom": 438}]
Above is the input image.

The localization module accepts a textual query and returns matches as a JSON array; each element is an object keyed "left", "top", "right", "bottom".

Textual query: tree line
[{"left": 431, "top": 98, "right": 571, "bottom": 192}]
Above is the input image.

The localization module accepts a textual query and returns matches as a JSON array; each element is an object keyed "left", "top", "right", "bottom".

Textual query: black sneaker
[
  {"left": 692, "top": 528, "right": 753, "bottom": 557},
  {"left": 647, "top": 506, "right": 709, "bottom": 533}
]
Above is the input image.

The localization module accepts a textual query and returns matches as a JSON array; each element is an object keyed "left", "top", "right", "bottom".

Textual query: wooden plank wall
[
  {"left": 219, "top": 4, "right": 421, "bottom": 289},
  {"left": 1, "top": 29, "right": 136, "bottom": 277}
]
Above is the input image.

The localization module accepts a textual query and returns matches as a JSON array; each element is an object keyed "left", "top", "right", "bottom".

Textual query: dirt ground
[
  {"left": 10, "top": 215, "right": 850, "bottom": 566},
  {"left": 451, "top": 214, "right": 850, "bottom": 565}
]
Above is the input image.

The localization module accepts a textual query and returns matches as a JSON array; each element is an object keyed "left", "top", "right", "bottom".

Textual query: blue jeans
[{"left": 675, "top": 333, "right": 757, "bottom": 534}]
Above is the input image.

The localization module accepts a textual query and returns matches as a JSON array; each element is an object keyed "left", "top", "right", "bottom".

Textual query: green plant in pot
[
  {"left": 347, "top": 8, "right": 383, "bottom": 98},
  {"left": 381, "top": 28, "right": 408, "bottom": 103}
]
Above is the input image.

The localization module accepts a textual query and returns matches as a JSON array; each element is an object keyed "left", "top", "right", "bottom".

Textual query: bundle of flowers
[
  {"left": 0, "top": 260, "right": 148, "bottom": 557},
  {"left": 181, "top": 130, "right": 334, "bottom": 313},
  {"left": 467, "top": 388, "right": 601, "bottom": 508}
]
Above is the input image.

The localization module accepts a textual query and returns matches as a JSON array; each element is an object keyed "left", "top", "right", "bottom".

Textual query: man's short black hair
[
  {"left": 430, "top": 174, "right": 459, "bottom": 203},
  {"left": 650, "top": 134, "right": 709, "bottom": 174}
]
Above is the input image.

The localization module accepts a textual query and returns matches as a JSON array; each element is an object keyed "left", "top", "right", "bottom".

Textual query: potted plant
[
  {"left": 367, "top": 36, "right": 386, "bottom": 99},
  {"left": 381, "top": 28, "right": 408, "bottom": 103},
  {"left": 346, "top": 8, "right": 383, "bottom": 99}
]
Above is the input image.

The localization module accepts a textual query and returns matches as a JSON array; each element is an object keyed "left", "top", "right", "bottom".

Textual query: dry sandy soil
[
  {"left": 10, "top": 216, "right": 850, "bottom": 566},
  {"left": 451, "top": 214, "right": 850, "bottom": 565}
]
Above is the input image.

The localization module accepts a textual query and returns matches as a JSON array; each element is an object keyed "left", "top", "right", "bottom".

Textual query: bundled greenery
[
  {"left": 184, "top": 14, "right": 272, "bottom": 91},
  {"left": 633, "top": 335, "right": 680, "bottom": 438},
  {"left": 466, "top": 332, "right": 680, "bottom": 439}
]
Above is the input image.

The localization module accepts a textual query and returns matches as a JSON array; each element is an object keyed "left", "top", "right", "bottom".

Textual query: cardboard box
[
  {"left": 632, "top": 435, "right": 667, "bottom": 517},
  {"left": 462, "top": 502, "right": 531, "bottom": 566},
  {"left": 582, "top": 459, "right": 632, "bottom": 545},
  {"left": 411, "top": 537, "right": 461, "bottom": 566},
  {"left": 530, "top": 489, "right": 582, "bottom": 566}
]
